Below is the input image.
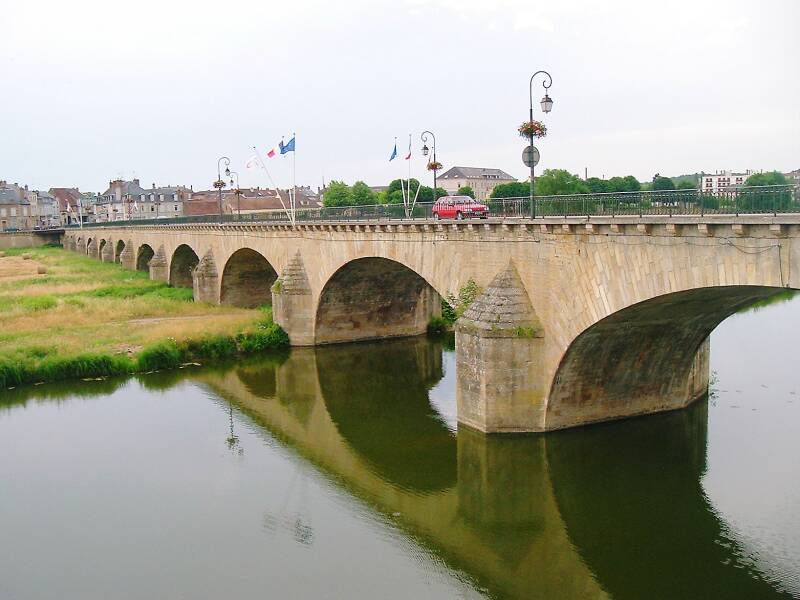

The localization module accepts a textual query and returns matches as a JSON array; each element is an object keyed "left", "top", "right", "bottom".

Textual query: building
[
  {"left": 97, "top": 179, "right": 192, "bottom": 222},
  {"left": 784, "top": 168, "right": 800, "bottom": 191},
  {"left": 700, "top": 170, "right": 755, "bottom": 195},
  {"left": 50, "top": 188, "right": 85, "bottom": 226},
  {"left": 185, "top": 187, "right": 322, "bottom": 217},
  {"left": 438, "top": 166, "right": 517, "bottom": 200},
  {"left": 0, "top": 181, "right": 35, "bottom": 231},
  {"left": 26, "top": 189, "right": 60, "bottom": 228}
]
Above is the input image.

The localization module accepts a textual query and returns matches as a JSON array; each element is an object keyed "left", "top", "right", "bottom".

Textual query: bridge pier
[
  {"left": 101, "top": 240, "right": 114, "bottom": 262},
  {"left": 456, "top": 263, "right": 547, "bottom": 433},
  {"left": 75, "top": 237, "right": 86, "bottom": 254},
  {"left": 272, "top": 252, "right": 315, "bottom": 345},
  {"left": 148, "top": 245, "right": 169, "bottom": 282},
  {"left": 193, "top": 250, "right": 220, "bottom": 304},
  {"left": 119, "top": 240, "right": 135, "bottom": 270}
]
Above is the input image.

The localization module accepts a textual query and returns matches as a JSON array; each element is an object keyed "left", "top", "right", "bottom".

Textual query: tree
[
  {"left": 351, "top": 181, "right": 376, "bottom": 205},
  {"left": 652, "top": 176, "right": 675, "bottom": 191},
  {"left": 322, "top": 181, "right": 353, "bottom": 207},
  {"left": 490, "top": 181, "right": 529, "bottom": 198},
  {"left": 622, "top": 175, "right": 641, "bottom": 192},
  {"left": 744, "top": 171, "right": 788, "bottom": 186},
  {"left": 586, "top": 177, "right": 611, "bottom": 194},
  {"left": 457, "top": 186, "right": 475, "bottom": 198},
  {"left": 675, "top": 178, "right": 697, "bottom": 190},
  {"left": 535, "top": 169, "right": 589, "bottom": 196},
  {"left": 386, "top": 178, "right": 421, "bottom": 204}
]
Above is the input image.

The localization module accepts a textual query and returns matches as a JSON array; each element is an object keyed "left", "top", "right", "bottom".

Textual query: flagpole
[
  {"left": 291, "top": 131, "right": 296, "bottom": 227},
  {"left": 406, "top": 133, "right": 411, "bottom": 218},
  {"left": 252, "top": 145, "right": 293, "bottom": 223}
]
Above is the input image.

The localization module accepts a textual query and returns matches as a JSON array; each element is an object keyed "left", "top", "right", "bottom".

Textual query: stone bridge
[{"left": 61, "top": 214, "right": 800, "bottom": 432}]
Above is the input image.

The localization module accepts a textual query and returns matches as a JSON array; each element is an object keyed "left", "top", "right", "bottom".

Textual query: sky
[{"left": 1, "top": 0, "right": 798, "bottom": 193}]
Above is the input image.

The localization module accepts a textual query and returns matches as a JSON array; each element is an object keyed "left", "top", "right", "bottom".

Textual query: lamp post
[
  {"left": 229, "top": 170, "right": 242, "bottom": 218},
  {"left": 421, "top": 130, "right": 438, "bottom": 201},
  {"left": 215, "top": 156, "right": 231, "bottom": 220},
  {"left": 528, "top": 71, "right": 554, "bottom": 219}
]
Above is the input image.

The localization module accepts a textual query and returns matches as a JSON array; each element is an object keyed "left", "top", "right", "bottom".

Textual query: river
[{"left": 1, "top": 297, "right": 799, "bottom": 599}]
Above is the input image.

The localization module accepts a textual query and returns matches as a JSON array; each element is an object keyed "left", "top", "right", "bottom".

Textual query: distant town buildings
[
  {"left": 700, "top": 170, "right": 755, "bottom": 194},
  {"left": 185, "top": 186, "right": 322, "bottom": 217},
  {"left": 0, "top": 181, "right": 34, "bottom": 230},
  {"left": 97, "top": 179, "right": 193, "bottom": 222},
  {"left": 438, "top": 166, "right": 517, "bottom": 200},
  {"left": 785, "top": 168, "right": 800, "bottom": 191}
]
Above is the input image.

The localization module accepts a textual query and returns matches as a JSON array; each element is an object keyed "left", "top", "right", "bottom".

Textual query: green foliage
[
  {"left": 652, "top": 175, "right": 676, "bottom": 191},
  {"left": 386, "top": 178, "right": 421, "bottom": 205},
  {"left": 443, "top": 279, "right": 483, "bottom": 324},
  {"left": 19, "top": 296, "right": 58, "bottom": 311},
  {"left": 675, "top": 178, "right": 698, "bottom": 190},
  {"left": 586, "top": 177, "right": 611, "bottom": 193},
  {"left": 490, "top": 181, "right": 529, "bottom": 199},
  {"left": 137, "top": 340, "right": 186, "bottom": 372},
  {"left": 457, "top": 186, "right": 476, "bottom": 199},
  {"left": 322, "top": 180, "right": 354, "bottom": 207},
  {"left": 535, "top": 169, "right": 590, "bottom": 196},
  {"left": 85, "top": 283, "right": 193, "bottom": 301},
  {"left": 427, "top": 315, "right": 449, "bottom": 335},
  {"left": 0, "top": 354, "right": 135, "bottom": 389},
  {"left": 744, "top": 171, "right": 788, "bottom": 186},
  {"left": 351, "top": 181, "right": 377, "bottom": 205}
]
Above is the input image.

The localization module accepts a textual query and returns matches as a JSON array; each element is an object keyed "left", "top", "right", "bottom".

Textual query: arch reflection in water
[{"left": 193, "top": 337, "right": 792, "bottom": 600}]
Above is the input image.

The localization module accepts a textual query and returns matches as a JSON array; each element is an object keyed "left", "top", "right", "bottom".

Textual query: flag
[
  {"left": 66, "top": 202, "right": 72, "bottom": 213},
  {"left": 267, "top": 147, "right": 277, "bottom": 158},
  {"left": 389, "top": 141, "right": 397, "bottom": 161},
  {"left": 246, "top": 154, "right": 259, "bottom": 170},
  {"left": 404, "top": 137, "right": 412, "bottom": 160},
  {"left": 280, "top": 136, "right": 296, "bottom": 154}
]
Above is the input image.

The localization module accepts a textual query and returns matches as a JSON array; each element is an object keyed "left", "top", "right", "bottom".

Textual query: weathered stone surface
[
  {"left": 148, "top": 245, "right": 168, "bottom": 282},
  {"left": 136, "top": 244, "right": 155, "bottom": 272},
  {"left": 100, "top": 240, "right": 114, "bottom": 262},
  {"left": 192, "top": 250, "right": 219, "bottom": 304},
  {"left": 119, "top": 239, "right": 135, "bottom": 270},
  {"left": 458, "top": 261, "right": 543, "bottom": 338},
  {"left": 86, "top": 238, "right": 97, "bottom": 257},
  {"left": 220, "top": 248, "right": 277, "bottom": 307},
  {"left": 272, "top": 252, "right": 315, "bottom": 346},
  {"left": 62, "top": 215, "right": 800, "bottom": 431},
  {"left": 456, "top": 262, "right": 546, "bottom": 432}
]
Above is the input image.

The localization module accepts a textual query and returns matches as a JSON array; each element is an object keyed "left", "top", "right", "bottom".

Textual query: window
[{"left": 174, "top": 205, "right": 178, "bottom": 211}]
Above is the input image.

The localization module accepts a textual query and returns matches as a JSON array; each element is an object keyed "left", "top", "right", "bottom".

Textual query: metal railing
[{"left": 61, "top": 185, "right": 798, "bottom": 228}]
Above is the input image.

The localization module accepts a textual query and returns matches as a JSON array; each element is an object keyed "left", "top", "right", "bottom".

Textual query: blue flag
[
  {"left": 389, "top": 141, "right": 397, "bottom": 161},
  {"left": 280, "top": 136, "right": 295, "bottom": 154}
]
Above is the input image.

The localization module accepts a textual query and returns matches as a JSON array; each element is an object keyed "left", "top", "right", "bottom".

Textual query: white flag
[{"left": 246, "top": 154, "right": 260, "bottom": 170}]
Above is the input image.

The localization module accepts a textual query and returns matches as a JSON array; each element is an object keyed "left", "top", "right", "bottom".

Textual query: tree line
[
  {"left": 322, "top": 170, "right": 791, "bottom": 206},
  {"left": 488, "top": 170, "right": 790, "bottom": 199}
]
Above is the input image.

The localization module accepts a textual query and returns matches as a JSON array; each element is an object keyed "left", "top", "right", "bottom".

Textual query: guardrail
[{"left": 61, "top": 185, "right": 798, "bottom": 228}]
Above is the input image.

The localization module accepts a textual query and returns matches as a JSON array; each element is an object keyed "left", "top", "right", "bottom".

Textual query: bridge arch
[
  {"left": 85, "top": 237, "right": 94, "bottom": 255},
  {"left": 545, "top": 285, "right": 794, "bottom": 430},
  {"left": 98, "top": 238, "right": 107, "bottom": 257},
  {"left": 220, "top": 248, "right": 278, "bottom": 307},
  {"left": 169, "top": 244, "right": 200, "bottom": 288},
  {"left": 136, "top": 244, "right": 155, "bottom": 272},
  {"left": 114, "top": 240, "right": 125, "bottom": 263},
  {"left": 315, "top": 257, "right": 442, "bottom": 345}
]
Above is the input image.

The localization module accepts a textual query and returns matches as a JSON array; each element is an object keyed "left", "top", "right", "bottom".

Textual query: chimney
[
  {"left": 152, "top": 183, "right": 156, "bottom": 189},
  {"left": 132, "top": 178, "right": 140, "bottom": 186}
]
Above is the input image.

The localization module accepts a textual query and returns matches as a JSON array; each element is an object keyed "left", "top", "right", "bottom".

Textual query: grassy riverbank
[{"left": 0, "top": 246, "right": 288, "bottom": 389}]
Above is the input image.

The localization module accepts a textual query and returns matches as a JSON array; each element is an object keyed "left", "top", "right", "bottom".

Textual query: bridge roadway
[{"left": 61, "top": 213, "right": 800, "bottom": 433}]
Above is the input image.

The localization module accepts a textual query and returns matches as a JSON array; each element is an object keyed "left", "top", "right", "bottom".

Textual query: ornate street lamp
[
  {"left": 229, "top": 170, "right": 242, "bottom": 218},
  {"left": 527, "top": 71, "right": 553, "bottom": 219},
  {"left": 421, "top": 130, "right": 439, "bottom": 202},
  {"left": 215, "top": 156, "right": 231, "bottom": 220}
]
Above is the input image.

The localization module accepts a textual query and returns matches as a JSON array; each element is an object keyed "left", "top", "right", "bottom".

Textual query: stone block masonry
[{"left": 61, "top": 215, "right": 800, "bottom": 432}]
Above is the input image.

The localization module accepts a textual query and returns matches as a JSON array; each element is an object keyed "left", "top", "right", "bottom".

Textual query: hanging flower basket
[
  {"left": 518, "top": 120, "right": 547, "bottom": 139},
  {"left": 427, "top": 161, "right": 443, "bottom": 172}
]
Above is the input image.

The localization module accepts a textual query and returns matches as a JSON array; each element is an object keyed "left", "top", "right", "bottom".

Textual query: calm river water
[{"left": 2, "top": 298, "right": 799, "bottom": 599}]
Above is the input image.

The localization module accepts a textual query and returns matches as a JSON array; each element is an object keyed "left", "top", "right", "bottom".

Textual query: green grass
[{"left": 0, "top": 247, "right": 290, "bottom": 389}]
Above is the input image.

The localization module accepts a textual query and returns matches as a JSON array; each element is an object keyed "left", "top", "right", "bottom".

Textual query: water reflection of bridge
[{"left": 194, "top": 338, "right": 789, "bottom": 600}]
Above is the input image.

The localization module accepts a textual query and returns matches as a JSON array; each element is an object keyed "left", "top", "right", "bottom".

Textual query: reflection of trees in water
[
  {"left": 315, "top": 337, "right": 457, "bottom": 494},
  {"left": 546, "top": 399, "right": 792, "bottom": 600}
]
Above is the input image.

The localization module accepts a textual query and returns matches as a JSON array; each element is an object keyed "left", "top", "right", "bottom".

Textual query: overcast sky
[{"left": 1, "top": 0, "right": 798, "bottom": 193}]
